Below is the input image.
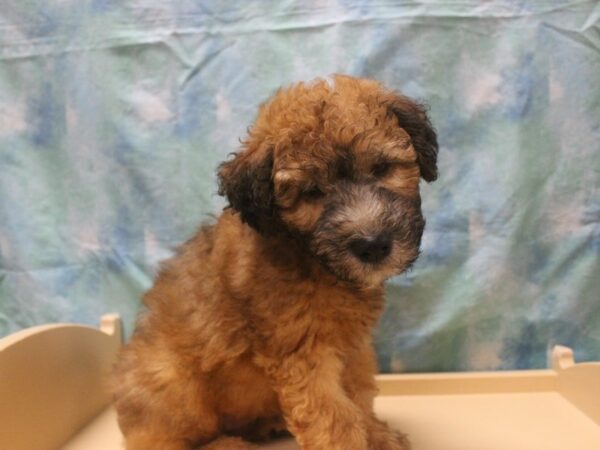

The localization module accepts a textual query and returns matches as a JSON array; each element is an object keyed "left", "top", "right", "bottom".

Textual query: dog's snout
[{"left": 349, "top": 233, "right": 392, "bottom": 264}]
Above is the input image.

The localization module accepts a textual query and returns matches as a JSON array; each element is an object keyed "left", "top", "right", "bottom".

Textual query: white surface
[
  {"left": 63, "top": 392, "right": 600, "bottom": 450},
  {"left": 376, "top": 393, "right": 600, "bottom": 450}
]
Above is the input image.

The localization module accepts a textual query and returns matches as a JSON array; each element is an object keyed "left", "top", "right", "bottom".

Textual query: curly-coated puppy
[{"left": 113, "top": 75, "right": 438, "bottom": 450}]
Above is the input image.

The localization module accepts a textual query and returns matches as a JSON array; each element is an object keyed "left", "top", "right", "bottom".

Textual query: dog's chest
[
  {"left": 213, "top": 356, "right": 279, "bottom": 426},
  {"left": 250, "top": 282, "right": 383, "bottom": 356}
]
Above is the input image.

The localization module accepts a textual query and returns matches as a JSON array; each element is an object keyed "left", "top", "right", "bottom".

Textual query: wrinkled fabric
[{"left": 0, "top": 0, "right": 598, "bottom": 372}]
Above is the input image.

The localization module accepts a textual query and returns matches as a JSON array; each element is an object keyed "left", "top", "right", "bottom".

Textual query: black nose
[{"left": 349, "top": 234, "right": 392, "bottom": 264}]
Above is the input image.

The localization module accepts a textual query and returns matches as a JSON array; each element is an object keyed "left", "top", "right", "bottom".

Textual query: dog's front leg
[
  {"left": 268, "top": 348, "right": 368, "bottom": 450},
  {"left": 343, "top": 344, "right": 411, "bottom": 450}
]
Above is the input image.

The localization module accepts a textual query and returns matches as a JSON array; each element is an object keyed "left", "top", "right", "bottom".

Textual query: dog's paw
[
  {"left": 368, "top": 427, "right": 411, "bottom": 450},
  {"left": 243, "top": 416, "right": 291, "bottom": 442}
]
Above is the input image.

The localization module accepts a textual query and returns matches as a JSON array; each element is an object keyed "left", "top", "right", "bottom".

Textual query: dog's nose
[{"left": 349, "top": 234, "right": 392, "bottom": 264}]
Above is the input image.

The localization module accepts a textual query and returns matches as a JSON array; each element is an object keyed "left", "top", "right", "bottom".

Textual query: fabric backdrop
[{"left": 0, "top": 0, "right": 598, "bottom": 372}]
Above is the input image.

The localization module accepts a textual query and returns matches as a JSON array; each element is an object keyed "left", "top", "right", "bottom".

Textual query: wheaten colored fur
[{"left": 113, "top": 75, "right": 438, "bottom": 450}]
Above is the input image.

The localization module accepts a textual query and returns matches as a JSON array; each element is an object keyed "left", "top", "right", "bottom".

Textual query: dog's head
[{"left": 218, "top": 75, "right": 438, "bottom": 288}]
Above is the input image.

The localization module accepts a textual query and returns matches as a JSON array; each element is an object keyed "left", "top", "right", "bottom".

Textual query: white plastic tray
[{"left": 1, "top": 315, "right": 598, "bottom": 450}]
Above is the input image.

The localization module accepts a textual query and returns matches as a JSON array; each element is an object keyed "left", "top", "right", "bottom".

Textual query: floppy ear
[
  {"left": 386, "top": 95, "right": 439, "bottom": 182},
  {"left": 217, "top": 142, "right": 277, "bottom": 235}
]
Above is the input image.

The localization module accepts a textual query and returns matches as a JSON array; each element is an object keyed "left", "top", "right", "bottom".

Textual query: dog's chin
[
  {"left": 350, "top": 262, "right": 413, "bottom": 289},
  {"left": 316, "top": 245, "right": 420, "bottom": 290}
]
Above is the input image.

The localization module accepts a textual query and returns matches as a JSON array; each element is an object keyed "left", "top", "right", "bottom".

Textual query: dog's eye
[
  {"left": 372, "top": 162, "right": 392, "bottom": 178},
  {"left": 302, "top": 186, "right": 324, "bottom": 200}
]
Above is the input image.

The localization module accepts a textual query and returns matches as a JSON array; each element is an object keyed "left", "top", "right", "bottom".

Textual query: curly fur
[{"left": 113, "top": 75, "right": 438, "bottom": 450}]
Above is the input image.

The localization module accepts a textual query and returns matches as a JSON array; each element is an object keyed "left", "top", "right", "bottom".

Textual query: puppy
[{"left": 113, "top": 75, "right": 438, "bottom": 450}]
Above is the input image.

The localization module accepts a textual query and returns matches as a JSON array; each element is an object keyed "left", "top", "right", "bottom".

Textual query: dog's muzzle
[{"left": 311, "top": 182, "right": 425, "bottom": 283}]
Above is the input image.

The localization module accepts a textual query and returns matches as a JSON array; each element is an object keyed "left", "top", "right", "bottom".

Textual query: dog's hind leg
[{"left": 198, "top": 436, "right": 258, "bottom": 449}]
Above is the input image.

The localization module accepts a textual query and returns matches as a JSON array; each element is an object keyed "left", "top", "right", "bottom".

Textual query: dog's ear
[
  {"left": 385, "top": 95, "right": 439, "bottom": 182},
  {"left": 217, "top": 142, "right": 277, "bottom": 235}
]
